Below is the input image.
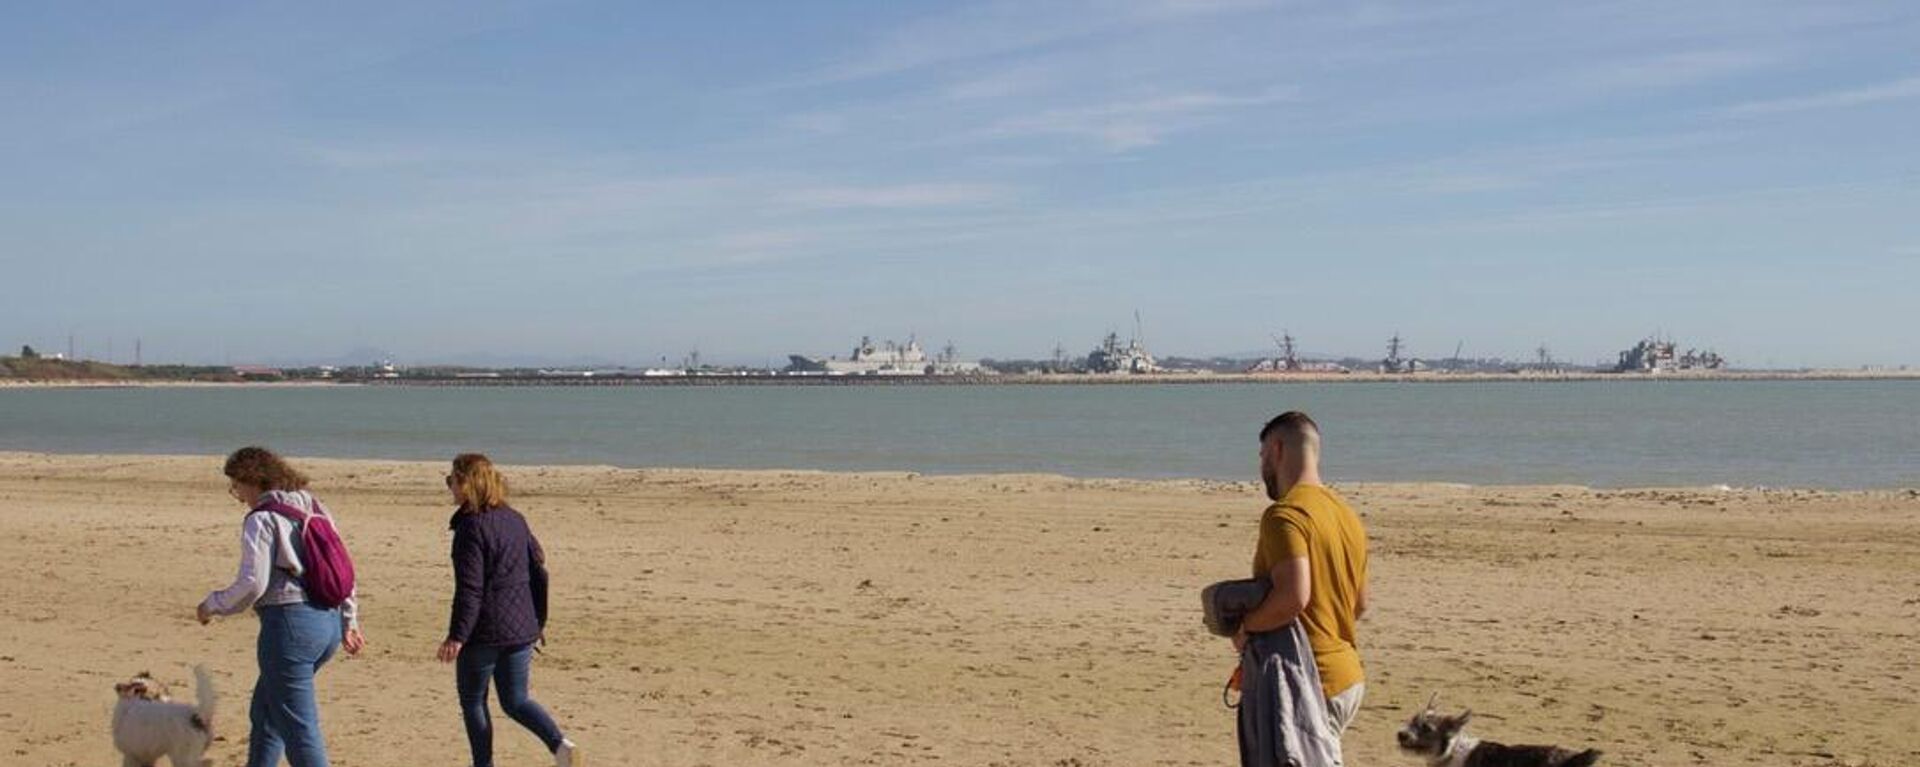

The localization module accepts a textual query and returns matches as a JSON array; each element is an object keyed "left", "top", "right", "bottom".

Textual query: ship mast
[{"left": 1272, "top": 331, "right": 1298, "bottom": 371}]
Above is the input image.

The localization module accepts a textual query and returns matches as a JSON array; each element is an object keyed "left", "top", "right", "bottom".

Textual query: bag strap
[
  {"left": 246, "top": 501, "right": 305, "bottom": 574},
  {"left": 253, "top": 499, "right": 315, "bottom": 524},
  {"left": 1222, "top": 665, "right": 1242, "bottom": 709}
]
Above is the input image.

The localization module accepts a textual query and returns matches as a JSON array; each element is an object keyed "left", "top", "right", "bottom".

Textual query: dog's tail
[
  {"left": 1564, "top": 748, "right": 1603, "bottom": 767},
  {"left": 191, "top": 665, "right": 217, "bottom": 731}
]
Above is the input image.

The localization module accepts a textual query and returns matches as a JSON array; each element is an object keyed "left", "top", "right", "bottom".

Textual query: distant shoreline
[
  {"left": 0, "top": 379, "right": 354, "bottom": 389},
  {"left": 4, "top": 369, "right": 1918, "bottom": 388}
]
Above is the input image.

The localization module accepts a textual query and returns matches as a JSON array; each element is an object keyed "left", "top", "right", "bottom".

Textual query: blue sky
[{"left": 3, "top": 0, "right": 1917, "bottom": 368}]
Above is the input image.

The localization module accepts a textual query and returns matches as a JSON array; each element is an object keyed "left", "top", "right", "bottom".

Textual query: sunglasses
[{"left": 444, "top": 474, "right": 457, "bottom": 487}]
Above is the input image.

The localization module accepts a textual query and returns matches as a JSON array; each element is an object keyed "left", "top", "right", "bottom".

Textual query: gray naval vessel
[{"left": 786, "top": 336, "right": 985, "bottom": 376}]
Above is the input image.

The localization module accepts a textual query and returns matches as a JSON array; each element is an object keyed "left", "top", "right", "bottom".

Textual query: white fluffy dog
[{"left": 112, "top": 666, "right": 216, "bottom": 767}]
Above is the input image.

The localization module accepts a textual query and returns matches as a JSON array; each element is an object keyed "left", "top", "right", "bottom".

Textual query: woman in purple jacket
[{"left": 436, "top": 453, "right": 581, "bottom": 767}]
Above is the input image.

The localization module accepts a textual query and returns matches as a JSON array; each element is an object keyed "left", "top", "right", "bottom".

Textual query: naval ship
[{"left": 786, "top": 336, "right": 984, "bottom": 376}]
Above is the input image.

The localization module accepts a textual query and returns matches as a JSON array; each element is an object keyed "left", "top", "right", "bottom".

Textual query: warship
[
  {"left": 1615, "top": 337, "right": 1724, "bottom": 373},
  {"left": 786, "top": 336, "right": 984, "bottom": 376},
  {"left": 1084, "top": 332, "right": 1158, "bottom": 374},
  {"left": 1379, "top": 334, "right": 1424, "bottom": 374},
  {"left": 1245, "top": 331, "right": 1349, "bottom": 373},
  {"left": 1083, "top": 313, "right": 1161, "bottom": 374}
]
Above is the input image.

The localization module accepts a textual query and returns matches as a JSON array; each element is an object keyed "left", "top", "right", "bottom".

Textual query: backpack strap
[
  {"left": 250, "top": 500, "right": 312, "bottom": 574},
  {"left": 253, "top": 499, "right": 314, "bottom": 523}
]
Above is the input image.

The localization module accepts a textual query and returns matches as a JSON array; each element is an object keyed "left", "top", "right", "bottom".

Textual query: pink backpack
[{"left": 254, "top": 498, "right": 358, "bottom": 609}]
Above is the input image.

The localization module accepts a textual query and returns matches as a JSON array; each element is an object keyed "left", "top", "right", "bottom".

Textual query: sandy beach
[{"left": 2, "top": 452, "right": 1915, "bottom": 766}]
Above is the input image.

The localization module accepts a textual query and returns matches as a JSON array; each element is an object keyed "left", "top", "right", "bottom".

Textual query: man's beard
[{"left": 1261, "top": 462, "right": 1280, "bottom": 501}]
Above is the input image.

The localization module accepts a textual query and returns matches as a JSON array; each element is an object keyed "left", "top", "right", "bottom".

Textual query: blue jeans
[
  {"left": 457, "top": 642, "right": 565, "bottom": 767},
  {"left": 249, "top": 603, "right": 341, "bottom": 767}
]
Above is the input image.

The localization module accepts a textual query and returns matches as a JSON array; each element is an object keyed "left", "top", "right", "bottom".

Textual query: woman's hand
[
  {"left": 342, "top": 628, "right": 367, "bottom": 656},
  {"left": 195, "top": 601, "right": 214, "bottom": 626},
  {"left": 436, "top": 639, "right": 464, "bottom": 663}
]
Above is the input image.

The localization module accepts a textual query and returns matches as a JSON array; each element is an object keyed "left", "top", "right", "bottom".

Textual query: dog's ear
[
  {"left": 1457, "top": 708, "right": 1473, "bottom": 726},
  {"left": 1425, "top": 692, "right": 1439, "bottom": 711}
]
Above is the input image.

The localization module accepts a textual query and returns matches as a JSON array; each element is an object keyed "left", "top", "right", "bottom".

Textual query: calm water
[{"left": 1, "top": 381, "right": 1916, "bottom": 488}]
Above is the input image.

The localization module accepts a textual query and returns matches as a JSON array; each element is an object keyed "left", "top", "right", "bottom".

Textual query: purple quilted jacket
[{"left": 447, "top": 505, "right": 549, "bottom": 647}]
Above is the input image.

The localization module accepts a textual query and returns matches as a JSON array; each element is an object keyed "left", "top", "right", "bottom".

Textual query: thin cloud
[
  {"left": 1414, "top": 174, "right": 1535, "bottom": 194},
  {"left": 1576, "top": 50, "right": 1773, "bottom": 91},
  {"left": 784, "top": 0, "right": 1276, "bottom": 87},
  {"left": 1417, "top": 176, "right": 1902, "bottom": 235},
  {"left": 775, "top": 183, "right": 1013, "bottom": 209},
  {"left": 698, "top": 230, "right": 818, "bottom": 268},
  {"left": 781, "top": 112, "right": 850, "bottom": 135},
  {"left": 943, "top": 62, "right": 1064, "bottom": 101},
  {"left": 1721, "top": 75, "right": 1920, "bottom": 118},
  {"left": 298, "top": 142, "right": 472, "bottom": 170},
  {"left": 977, "top": 86, "right": 1298, "bottom": 151}
]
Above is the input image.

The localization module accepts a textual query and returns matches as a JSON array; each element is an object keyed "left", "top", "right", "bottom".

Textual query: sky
[{"left": 3, "top": 0, "right": 1917, "bottom": 369}]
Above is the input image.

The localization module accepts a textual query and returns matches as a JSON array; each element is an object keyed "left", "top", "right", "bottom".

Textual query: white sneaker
[{"left": 554, "top": 738, "right": 580, "bottom": 767}]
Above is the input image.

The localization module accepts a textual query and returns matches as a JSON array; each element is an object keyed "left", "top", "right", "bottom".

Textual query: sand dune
[{"left": 1, "top": 452, "right": 1915, "bottom": 766}]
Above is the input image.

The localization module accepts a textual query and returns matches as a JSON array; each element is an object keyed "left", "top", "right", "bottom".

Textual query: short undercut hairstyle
[{"left": 1258, "top": 410, "right": 1320, "bottom": 444}]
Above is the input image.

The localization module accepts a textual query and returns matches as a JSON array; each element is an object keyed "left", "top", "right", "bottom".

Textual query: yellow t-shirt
[{"left": 1253, "top": 484, "right": 1368, "bottom": 697}]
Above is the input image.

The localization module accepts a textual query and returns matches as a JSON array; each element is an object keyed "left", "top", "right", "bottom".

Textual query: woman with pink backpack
[{"left": 197, "top": 446, "right": 365, "bottom": 767}]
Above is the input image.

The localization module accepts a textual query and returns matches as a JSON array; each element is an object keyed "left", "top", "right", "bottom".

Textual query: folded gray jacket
[{"left": 1237, "top": 621, "right": 1343, "bottom": 767}]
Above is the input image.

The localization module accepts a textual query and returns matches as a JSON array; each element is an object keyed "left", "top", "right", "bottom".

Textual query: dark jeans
[
  {"left": 457, "top": 642, "right": 565, "bottom": 767},
  {"left": 250, "top": 603, "right": 341, "bottom": 767}
]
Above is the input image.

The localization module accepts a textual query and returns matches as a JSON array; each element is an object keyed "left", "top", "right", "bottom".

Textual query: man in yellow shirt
[{"left": 1235, "top": 411, "right": 1370, "bottom": 734}]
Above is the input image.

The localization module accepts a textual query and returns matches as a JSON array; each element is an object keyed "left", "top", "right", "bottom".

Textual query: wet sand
[{"left": 1, "top": 452, "right": 1915, "bottom": 766}]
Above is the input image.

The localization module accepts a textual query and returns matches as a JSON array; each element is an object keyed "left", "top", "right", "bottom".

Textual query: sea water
[{"left": 1, "top": 380, "right": 1915, "bottom": 488}]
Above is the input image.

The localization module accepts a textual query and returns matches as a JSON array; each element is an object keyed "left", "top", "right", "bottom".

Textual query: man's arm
[
  {"left": 1240, "top": 556, "right": 1311, "bottom": 634},
  {"left": 1354, "top": 581, "right": 1368, "bottom": 620}
]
